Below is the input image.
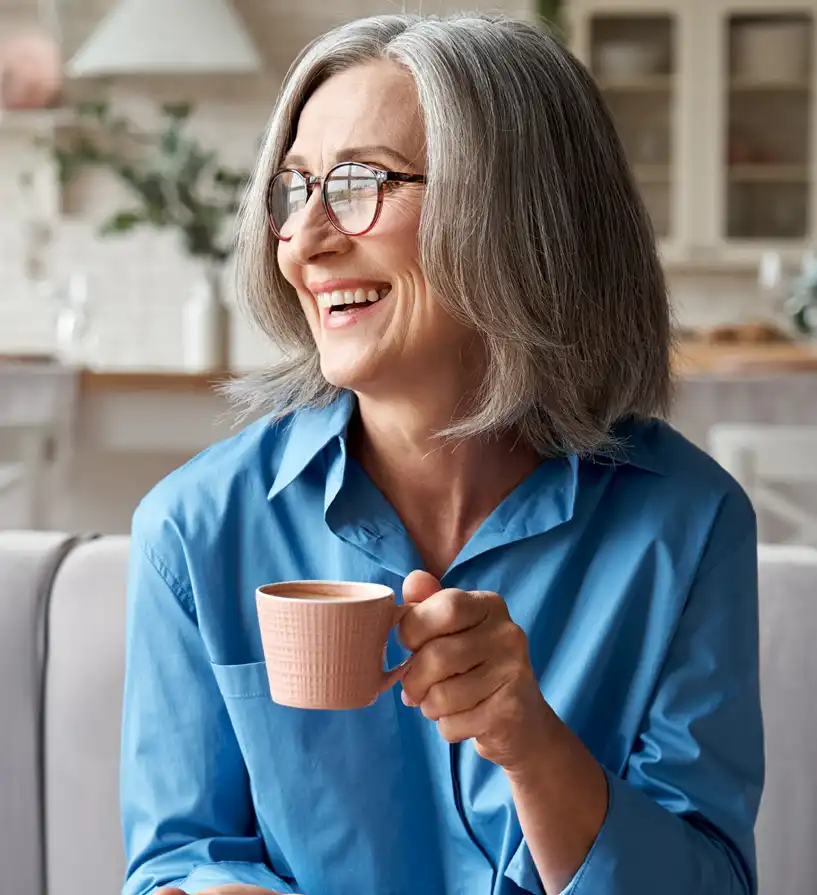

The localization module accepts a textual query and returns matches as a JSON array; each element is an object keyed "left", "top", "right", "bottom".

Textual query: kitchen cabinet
[{"left": 567, "top": 0, "right": 817, "bottom": 271}]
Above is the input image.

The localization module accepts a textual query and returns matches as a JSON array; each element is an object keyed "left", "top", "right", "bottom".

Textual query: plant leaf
[{"left": 99, "top": 210, "right": 146, "bottom": 236}]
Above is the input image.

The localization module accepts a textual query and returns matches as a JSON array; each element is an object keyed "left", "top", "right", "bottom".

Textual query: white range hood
[{"left": 66, "top": 0, "right": 263, "bottom": 77}]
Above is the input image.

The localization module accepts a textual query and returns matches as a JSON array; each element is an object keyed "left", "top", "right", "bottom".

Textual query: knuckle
[
  {"left": 437, "top": 719, "right": 459, "bottom": 743},
  {"left": 481, "top": 591, "right": 508, "bottom": 620},
  {"left": 504, "top": 621, "right": 528, "bottom": 651},
  {"left": 398, "top": 617, "right": 421, "bottom": 652},
  {"left": 449, "top": 636, "right": 473, "bottom": 674},
  {"left": 421, "top": 683, "right": 443, "bottom": 720},
  {"left": 439, "top": 590, "right": 465, "bottom": 627},
  {"left": 425, "top": 639, "right": 450, "bottom": 677}
]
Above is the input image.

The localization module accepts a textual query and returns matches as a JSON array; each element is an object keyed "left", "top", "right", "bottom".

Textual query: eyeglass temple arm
[{"left": 383, "top": 172, "right": 427, "bottom": 184}]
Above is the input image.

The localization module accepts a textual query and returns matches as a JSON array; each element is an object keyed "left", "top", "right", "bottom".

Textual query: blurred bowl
[
  {"left": 733, "top": 21, "right": 810, "bottom": 85},
  {"left": 597, "top": 41, "right": 666, "bottom": 81},
  {"left": 0, "top": 31, "right": 62, "bottom": 111}
]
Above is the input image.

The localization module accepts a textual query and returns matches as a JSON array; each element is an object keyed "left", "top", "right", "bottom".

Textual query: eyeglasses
[{"left": 267, "top": 161, "right": 427, "bottom": 241}]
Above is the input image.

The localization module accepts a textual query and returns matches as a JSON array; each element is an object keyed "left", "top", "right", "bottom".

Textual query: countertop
[
  {"left": 5, "top": 341, "right": 817, "bottom": 394},
  {"left": 77, "top": 368, "right": 233, "bottom": 394},
  {"left": 673, "top": 340, "right": 817, "bottom": 375},
  {"left": 79, "top": 341, "right": 817, "bottom": 390}
]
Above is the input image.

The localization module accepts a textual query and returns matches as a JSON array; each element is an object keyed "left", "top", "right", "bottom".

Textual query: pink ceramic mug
[{"left": 256, "top": 580, "right": 410, "bottom": 710}]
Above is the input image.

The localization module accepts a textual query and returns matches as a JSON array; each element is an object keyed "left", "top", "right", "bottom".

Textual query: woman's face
[{"left": 276, "top": 62, "right": 478, "bottom": 399}]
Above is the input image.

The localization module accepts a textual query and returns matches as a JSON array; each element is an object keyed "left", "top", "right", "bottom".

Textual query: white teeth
[{"left": 314, "top": 287, "right": 391, "bottom": 310}]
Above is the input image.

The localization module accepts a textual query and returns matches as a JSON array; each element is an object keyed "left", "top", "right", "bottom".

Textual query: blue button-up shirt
[{"left": 121, "top": 392, "right": 763, "bottom": 895}]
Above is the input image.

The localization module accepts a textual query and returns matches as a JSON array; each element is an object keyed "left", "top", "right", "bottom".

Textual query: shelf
[
  {"left": 0, "top": 108, "right": 72, "bottom": 134},
  {"left": 660, "top": 241, "right": 814, "bottom": 274},
  {"left": 634, "top": 164, "right": 671, "bottom": 183},
  {"left": 598, "top": 75, "right": 673, "bottom": 93},
  {"left": 728, "top": 165, "right": 810, "bottom": 184},
  {"left": 730, "top": 78, "right": 810, "bottom": 93}
]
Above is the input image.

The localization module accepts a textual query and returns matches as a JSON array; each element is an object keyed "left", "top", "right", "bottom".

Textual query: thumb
[
  {"left": 403, "top": 569, "right": 442, "bottom": 605},
  {"left": 155, "top": 889, "right": 187, "bottom": 895}
]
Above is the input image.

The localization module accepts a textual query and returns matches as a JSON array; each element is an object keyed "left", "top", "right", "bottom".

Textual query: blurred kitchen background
[{"left": 2, "top": 0, "right": 817, "bottom": 542}]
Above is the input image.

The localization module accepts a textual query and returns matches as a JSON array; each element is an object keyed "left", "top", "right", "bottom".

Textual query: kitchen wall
[{"left": 0, "top": 0, "right": 774, "bottom": 371}]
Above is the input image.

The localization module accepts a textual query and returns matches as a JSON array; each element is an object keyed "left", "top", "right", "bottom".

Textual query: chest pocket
[
  {"left": 211, "top": 660, "right": 270, "bottom": 698},
  {"left": 209, "top": 659, "right": 443, "bottom": 895}
]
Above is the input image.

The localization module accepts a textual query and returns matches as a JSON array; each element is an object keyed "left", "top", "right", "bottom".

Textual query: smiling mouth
[{"left": 316, "top": 286, "right": 392, "bottom": 315}]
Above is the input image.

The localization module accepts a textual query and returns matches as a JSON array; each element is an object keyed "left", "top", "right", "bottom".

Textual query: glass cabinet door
[
  {"left": 587, "top": 14, "right": 677, "bottom": 240},
  {"left": 724, "top": 12, "right": 813, "bottom": 241}
]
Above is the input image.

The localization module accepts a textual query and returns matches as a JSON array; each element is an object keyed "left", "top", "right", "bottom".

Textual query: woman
[{"left": 122, "top": 13, "right": 763, "bottom": 895}]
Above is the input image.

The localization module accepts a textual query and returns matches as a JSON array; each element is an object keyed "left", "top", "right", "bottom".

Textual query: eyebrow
[{"left": 282, "top": 145, "right": 419, "bottom": 171}]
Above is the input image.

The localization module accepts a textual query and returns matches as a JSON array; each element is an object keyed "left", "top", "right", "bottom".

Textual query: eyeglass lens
[{"left": 270, "top": 163, "right": 379, "bottom": 238}]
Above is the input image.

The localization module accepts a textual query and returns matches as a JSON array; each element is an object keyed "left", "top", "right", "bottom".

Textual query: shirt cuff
[
  {"left": 554, "top": 768, "right": 730, "bottom": 895},
  {"left": 175, "top": 860, "right": 300, "bottom": 894},
  {"left": 502, "top": 768, "right": 625, "bottom": 895}
]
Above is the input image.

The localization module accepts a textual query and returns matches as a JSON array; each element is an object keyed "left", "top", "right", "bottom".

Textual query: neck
[{"left": 349, "top": 389, "right": 541, "bottom": 577}]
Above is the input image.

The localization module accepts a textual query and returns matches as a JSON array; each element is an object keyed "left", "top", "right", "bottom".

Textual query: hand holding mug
[{"left": 398, "top": 571, "right": 551, "bottom": 771}]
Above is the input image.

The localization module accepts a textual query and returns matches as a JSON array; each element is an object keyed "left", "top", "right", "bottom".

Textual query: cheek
[
  {"left": 276, "top": 246, "right": 318, "bottom": 329},
  {"left": 375, "top": 197, "right": 422, "bottom": 263},
  {"left": 277, "top": 243, "right": 297, "bottom": 288}
]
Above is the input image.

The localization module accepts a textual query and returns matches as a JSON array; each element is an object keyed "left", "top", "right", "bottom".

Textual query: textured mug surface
[{"left": 256, "top": 580, "right": 406, "bottom": 710}]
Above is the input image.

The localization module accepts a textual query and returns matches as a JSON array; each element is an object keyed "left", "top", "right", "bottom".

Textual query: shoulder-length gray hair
[{"left": 231, "top": 12, "right": 673, "bottom": 457}]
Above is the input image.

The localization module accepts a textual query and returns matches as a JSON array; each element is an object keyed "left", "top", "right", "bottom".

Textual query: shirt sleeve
[
  {"left": 507, "top": 493, "right": 764, "bottom": 895},
  {"left": 121, "top": 531, "right": 299, "bottom": 895}
]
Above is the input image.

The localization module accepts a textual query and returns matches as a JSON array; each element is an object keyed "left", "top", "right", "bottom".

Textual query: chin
[{"left": 319, "top": 353, "right": 381, "bottom": 393}]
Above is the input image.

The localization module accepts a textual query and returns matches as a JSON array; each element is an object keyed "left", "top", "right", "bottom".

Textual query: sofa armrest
[{"left": 0, "top": 531, "right": 78, "bottom": 895}]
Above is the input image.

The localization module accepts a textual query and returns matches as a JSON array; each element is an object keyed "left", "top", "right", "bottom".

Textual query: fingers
[
  {"left": 399, "top": 588, "right": 500, "bottom": 652},
  {"left": 412, "top": 660, "right": 512, "bottom": 721},
  {"left": 401, "top": 628, "right": 490, "bottom": 705},
  {"left": 402, "top": 569, "right": 442, "bottom": 604},
  {"left": 436, "top": 690, "right": 500, "bottom": 745}
]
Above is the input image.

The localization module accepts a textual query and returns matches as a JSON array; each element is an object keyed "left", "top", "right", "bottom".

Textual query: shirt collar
[
  {"left": 268, "top": 396, "right": 667, "bottom": 502},
  {"left": 592, "top": 418, "right": 669, "bottom": 476},
  {"left": 267, "top": 391, "right": 356, "bottom": 501}
]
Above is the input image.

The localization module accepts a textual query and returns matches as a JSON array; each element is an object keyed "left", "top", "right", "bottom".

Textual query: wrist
[
  {"left": 500, "top": 687, "right": 563, "bottom": 778},
  {"left": 504, "top": 705, "right": 609, "bottom": 831}
]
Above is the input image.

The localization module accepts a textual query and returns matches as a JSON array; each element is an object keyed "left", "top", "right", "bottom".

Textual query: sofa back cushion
[
  {"left": 45, "top": 536, "right": 130, "bottom": 895},
  {"left": 756, "top": 545, "right": 817, "bottom": 895},
  {"left": 0, "top": 531, "right": 76, "bottom": 895}
]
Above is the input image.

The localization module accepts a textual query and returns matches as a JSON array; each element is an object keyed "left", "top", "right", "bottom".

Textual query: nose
[{"left": 284, "top": 189, "right": 351, "bottom": 265}]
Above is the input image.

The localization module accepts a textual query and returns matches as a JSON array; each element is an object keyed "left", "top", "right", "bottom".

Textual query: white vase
[
  {"left": 182, "top": 263, "right": 231, "bottom": 372},
  {"left": 54, "top": 273, "right": 91, "bottom": 366}
]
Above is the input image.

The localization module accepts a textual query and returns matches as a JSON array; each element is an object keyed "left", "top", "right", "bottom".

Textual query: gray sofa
[{"left": 0, "top": 533, "right": 815, "bottom": 895}]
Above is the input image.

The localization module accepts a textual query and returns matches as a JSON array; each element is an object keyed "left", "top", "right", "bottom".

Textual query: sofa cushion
[
  {"left": 0, "top": 531, "right": 76, "bottom": 895},
  {"left": 44, "top": 536, "right": 130, "bottom": 895},
  {"left": 756, "top": 545, "right": 817, "bottom": 895}
]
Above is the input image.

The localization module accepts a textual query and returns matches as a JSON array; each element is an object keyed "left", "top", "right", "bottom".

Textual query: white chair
[
  {"left": 756, "top": 544, "right": 817, "bottom": 895},
  {"left": 708, "top": 424, "right": 817, "bottom": 546},
  {"left": 0, "top": 364, "right": 76, "bottom": 530}
]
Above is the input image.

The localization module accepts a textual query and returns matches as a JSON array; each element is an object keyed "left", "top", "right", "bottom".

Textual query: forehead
[{"left": 289, "top": 62, "right": 426, "bottom": 168}]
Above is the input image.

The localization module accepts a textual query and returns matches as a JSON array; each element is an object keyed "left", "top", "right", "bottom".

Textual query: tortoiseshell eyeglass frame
[{"left": 266, "top": 161, "right": 427, "bottom": 240}]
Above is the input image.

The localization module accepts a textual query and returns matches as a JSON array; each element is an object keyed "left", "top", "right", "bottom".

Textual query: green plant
[
  {"left": 31, "top": 101, "right": 251, "bottom": 263},
  {"left": 537, "top": 0, "right": 563, "bottom": 26},
  {"left": 786, "top": 256, "right": 817, "bottom": 337}
]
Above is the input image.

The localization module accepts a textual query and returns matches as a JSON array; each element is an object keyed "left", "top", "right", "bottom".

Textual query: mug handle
[{"left": 379, "top": 603, "right": 412, "bottom": 694}]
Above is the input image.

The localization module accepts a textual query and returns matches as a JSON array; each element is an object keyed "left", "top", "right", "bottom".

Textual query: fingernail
[{"left": 401, "top": 689, "right": 415, "bottom": 707}]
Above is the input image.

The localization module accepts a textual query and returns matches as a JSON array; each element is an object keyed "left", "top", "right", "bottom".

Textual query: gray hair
[{"left": 229, "top": 12, "right": 673, "bottom": 457}]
